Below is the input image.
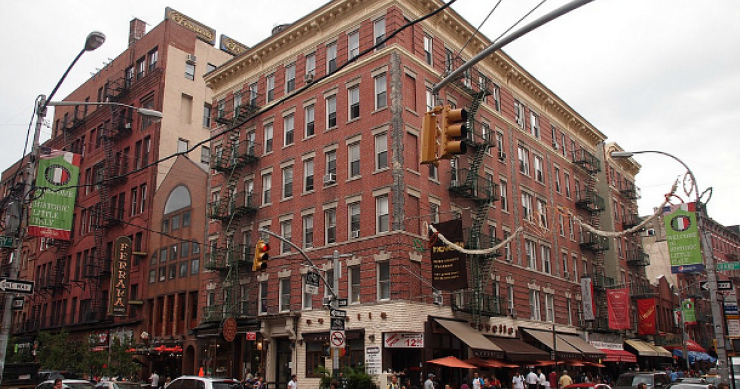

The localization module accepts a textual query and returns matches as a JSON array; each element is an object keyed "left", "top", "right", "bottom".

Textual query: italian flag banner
[{"left": 28, "top": 149, "right": 81, "bottom": 240}]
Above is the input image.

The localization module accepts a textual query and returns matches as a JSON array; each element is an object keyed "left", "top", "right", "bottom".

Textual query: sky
[{"left": 1, "top": 0, "right": 739, "bottom": 226}]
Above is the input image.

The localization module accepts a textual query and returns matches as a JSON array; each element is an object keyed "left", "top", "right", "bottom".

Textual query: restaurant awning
[
  {"left": 557, "top": 334, "right": 605, "bottom": 359},
  {"left": 435, "top": 319, "right": 505, "bottom": 359},
  {"left": 650, "top": 344, "right": 673, "bottom": 358},
  {"left": 465, "top": 357, "right": 520, "bottom": 369},
  {"left": 522, "top": 329, "right": 582, "bottom": 360},
  {"left": 428, "top": 356, "right": 477, "bottom": 369},
  {"left": 625, "top": 339, "right": 657, "bottom": 356},
  {"left": 487, "top": 337, "right": 550, "bottom": 362},
  {"left": 599, "top": 348, "right": 637, "bottom": 363}
]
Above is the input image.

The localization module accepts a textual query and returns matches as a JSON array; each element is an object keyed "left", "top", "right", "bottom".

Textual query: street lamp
[
  {"left": 0, "top": 31, "right": 106, "bottom": 386},
  {"left": 47, "top": 100, "right": 164, "bottom": 122},
  {"left": 611, "top": 150, "right": 728, "bottom": 383}
]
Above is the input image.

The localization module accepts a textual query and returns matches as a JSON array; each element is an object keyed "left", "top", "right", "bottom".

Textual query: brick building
[
  {"left": 201, "top": 0, "right": 650, "bottom": 386},
  {"left": 4, "top": 9, "right": 232, "bottom": 377}
]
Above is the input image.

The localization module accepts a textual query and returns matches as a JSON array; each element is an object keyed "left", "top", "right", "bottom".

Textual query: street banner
[
  {"left": 637, "top": 298, "right": 656, "bottom": 335},
  {"left": 28, "top": 149, "right": 81, "bottom": 240},
  {"left": 430, "top": 219, "right": 467, "bottom": 291},
  {"left": 664, "top": 202, "right": 704, "bottom": 273},
  {"left": 608, "top": 288, "right": 631, "bottom": 329},
  {"left": 581, "top": 277, "right": 595, "bottom": 321},
  {"left": 682, "top": 298, "right": 697, "bottom": 325},
  {"left": 109, "top": 236, "right": 132, "bottom": 316}
]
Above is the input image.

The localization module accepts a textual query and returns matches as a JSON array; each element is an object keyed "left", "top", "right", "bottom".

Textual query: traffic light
[
  {"left": 420, "top": 110, "right": 440, "bottom": 165},
  {"left": 439, "top": 105, "right": 468, "bottom": 159},
  {"left": 253, "top": 240, "right": 269, "bottom": 272}
]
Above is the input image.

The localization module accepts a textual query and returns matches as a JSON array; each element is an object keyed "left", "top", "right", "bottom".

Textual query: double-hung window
[
  {"left": 348, "top": 31, "right": 360, "bottom": 59},
  {"left": 349, "top": 86, "right": 360, "bottom": 120},
  {"left": 327, "top": 42, "right": 337, "bottom": 73}
]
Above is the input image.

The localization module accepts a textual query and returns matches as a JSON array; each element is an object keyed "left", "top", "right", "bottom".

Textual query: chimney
[{"left": 129, "top": 18, "right": 147, "bottom": 46}]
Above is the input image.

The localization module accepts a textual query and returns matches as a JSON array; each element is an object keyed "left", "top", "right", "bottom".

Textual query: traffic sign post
[
  {"left": 330, "top": 330, "right": 346, "bottom": 348},
  {"left": 0, "top": 279, "right": 34, "bottom": 295},
  {"left": 336, "top": 298, "right": 348, "bottom": 307},
  {"left": 330, "top": 309, "right": 346, "bottom": 318},
  {"left": 701, "top": 280, "right": 733, "bottom": 291}
]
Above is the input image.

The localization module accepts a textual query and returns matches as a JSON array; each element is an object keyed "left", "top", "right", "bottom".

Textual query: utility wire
[{"left": 449, "top": 0, "right": 503, "bottom": 67}]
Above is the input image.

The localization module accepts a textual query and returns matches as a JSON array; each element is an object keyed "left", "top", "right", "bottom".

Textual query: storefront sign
[
  {"left": 727, "top": 319, "right": 740, "bottom": 338},
  {"left": 365, "top": 346, "right": 382, "bottom": 375},
  {"left": 165, "top": 7, "right": 216, "bottom": 44},
  {"left": 430, "top": 219, "right": 467, "bottom": 291},
  {"left": 108, "top": 236, "right": 132, "bottom": 316},
  {"left": 222, "top": 317, "right": 237, "bottom": 342},
  {"left": 384, "top": 332, "right": 424, "bottom": 348},
  {"left": 589, "top": 341, "right": 623, "bottom": 350},
  {"left": 28, "top": 149, "right": 81, "bottom": 240},
  {"left": 581, "top": 277, "right": 595, "bottom": 321},
  {"left": 664, "top": 203, "right": 704, "bottom": 273}
]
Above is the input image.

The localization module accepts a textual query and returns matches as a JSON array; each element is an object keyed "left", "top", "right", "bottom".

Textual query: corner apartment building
[{"left": 7, "top": 9, "right": 232, "bottom": 377}]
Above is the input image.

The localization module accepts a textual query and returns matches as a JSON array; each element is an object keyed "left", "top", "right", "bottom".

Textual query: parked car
[
  {"left": 666, "top": 384, "right": 715, "bottom": 389},
  {"left": 37, "top": 372, "right": 81, "bottom": 384},
  {"left": 165, "top": 376, "right": 240, "bottom": 389},
  {"left": 675, "top": 379, "right": 707, "bottom": 385},
  {"left": 96, "top": 381, "right": 143, "bottom": 389},
  {"left": 37, "top": 379, "right": 95, "bottom": 389},
  {"left": 564, "top": 383, "right": 613, "bottom": 389},
  {"left": 615, "top": 372, "right": 671, "bottom": 389}
]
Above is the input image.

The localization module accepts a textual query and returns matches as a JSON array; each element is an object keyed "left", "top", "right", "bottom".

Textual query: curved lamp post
[
  {"left": 611, "top": 150, "right": 728, "bottom": 383},
  {"left": 0, "top": 31, "right": 106, "bottom": 385}
]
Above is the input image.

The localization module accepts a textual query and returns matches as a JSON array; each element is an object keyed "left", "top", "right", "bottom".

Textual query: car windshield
[{"left": 212, "top": 381, "right": 238, "bottom": 389}]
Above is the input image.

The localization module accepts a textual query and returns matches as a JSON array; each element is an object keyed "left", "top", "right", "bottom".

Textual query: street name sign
[
  {"left": 0, "top": 278, "right": 34, "bottom": 295},
  {"left": 700, "top": 281, "right": 733, "bottom": 291},
  {"left": 336, "top": 298, "right": 348, "bottom": 307},
  {"left": 0, "top": 236, "right": 14, "bottom": 248},
  {"left": 330, "top": 309, "right": 347, "bottom": 318},
  {"left": 718, "top": 262, "right": 740, "bottom": 271}
]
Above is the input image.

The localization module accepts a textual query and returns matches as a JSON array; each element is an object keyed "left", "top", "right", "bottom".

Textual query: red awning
[
  {"left": 464, "top": 357, "right": 520, "bottom": 369},
  {"left": 664, "top": 339, "right": 706, "bottom": 353},
  {"left": 599, "top": 348, "right": 637, "bottom": 363},
  {"left": 428, "top": 356, "right": 477, "bottom": 369}
]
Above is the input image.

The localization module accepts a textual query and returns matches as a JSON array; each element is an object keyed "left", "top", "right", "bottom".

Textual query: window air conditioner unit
[
  {"left": 553, "top": 143, "right": 559, "bottom": 151},
  {"left": 508, "top": 308, "right": 517, "bottom": 318},
  {"left": 323, "top": 173, "right": 336, "bottom": 185},
  {"left": 186, "top": 54, "right": 197, "bottom": 64},
  {"left": 433, "top": 293, "right": 443, "bottom": 305},
  {"left": 351, "top": 230, "right": 360, "bottom": 239},
  {"left": 304, "top": 73, "right": 315, "bottom": 84},
  {"left": 498, "top": 151, "right": 506, "bottom": 161},
  {"left": 564, "top": 272, "right": 570, "bottom": 280},
  {"left": 124, "top": 123, "right": 132, "bottom": 129}
]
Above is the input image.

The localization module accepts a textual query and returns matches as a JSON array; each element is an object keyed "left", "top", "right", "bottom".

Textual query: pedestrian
[
  {"left": 54, "top": 379, "right": 63, "bottom": 389},
  {"left": 512, "top": 372, "right": 525, "bottom": 389},
  {"left": 473, "top": 373, "right": 484, "bottom": 389},
  {"left": 557, "top": 371, "right": 572, "bottom": 389},
  {"left": 584, "top": 372, "right": 592, "bottom": 384},
  {"left": 526, "top": 369, "right": 538, "bottom": 389},
  {"left": 490, "top": 375, "right": 501, "bottom": 389},
  {"left": 389, "top": 375, "right": 400, "bottom": 389},
  {"left": 425, "top": 374, "right": 436, "bottom": 389},
  {"left": 461, "top": 380, "right": 470, "bottom": 389},
  {"left": 548, "top": 370, "right": 557, "bottom": 389},
  {"left": 149, "top": 372, "right": 160, "bottom": 389},
  {"left": 288, "top": 374, "right": 298, "bottom": 389},
  {"left": 637, "top": 384, "right": 647, "bottom": 389},
  {"left": 537, "top": 369, "right": 546, "bottom": 389},
  {"left": 330, "top": 379, "right": 341, "bottom": 389}
]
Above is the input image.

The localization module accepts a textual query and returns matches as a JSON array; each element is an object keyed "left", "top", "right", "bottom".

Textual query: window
[
  {"left": 303, "top": 214, "right": 314, "bottom": 249},
  {"left": 140, "top": 184, "right": 147, "bottom": 214},
  {"left": 285, "top": 64, "right": 296, "bottom": 92},
  {"left": 326, "top": 150, "right": 337, "bottom": 177},
  {"left": 282, "top": 166, "right": 293, "bottom": 199},
  {"left": 564, "top": 172, "right": 571, "bottom": 198},
  {"left": 125, "top": 66, "right": 134, "bottom": 88},
  {"left": 178, "top": 139, "right": 189, "bottom": 153},
  {"left": 305, "top": 105, "right": 315, "bottom": 137},
  {"left": 259, "top": 282, "right": 268, "bottom": 314},
  {"left": 430, "top": 202, "right": 440, "bottom": 223},
  {"left": 234, "top": 91, "right": 242, "bottom": 113},
  {"left": 569, "top": 217, "right": 575, "bottom": 240},
  {"left": 545, "top": 293, "right": 555, "bottom": 322},
  {"left": 541, "top": 245, "right": 551, "bottom": 274},
  {"left": 250, "top": 83, "right": 258, "bottom": 107},
  {"left": 537, "top": 198, "right": 547, "bottom": 228},
  {"left": 567, "top": 298, "right": 573, "bottom": 325},
  {"left": 137, "top": 57, "right": 146, "bottom": 80},
  {"left": 499, "top": 180, "right": 508, "bottom": 211},
  {"left": 562, "top": 253, "right": 569, "bottom": 277},
  {"left": 529, "top": 290, "right": 541, "bottom": 320},
  {"left": 217, "top": 99, "right": 225, "bottom": 120},
  {"left": 280, "top": 220, "right": 292, "bottom": 254},
  {"left": 348, "top": 143, "right": 360, "bottom": 178},
  {"left": 324, "top": 270, "right": 334, "bottom": 298},
  {"left": 146, "top": 48, "right": 158, "bottom": 71},
  {"left": 525, "top": 240, "right": 537, "bottom": 269},
  {"left": 561, "top": 133, "right": 567, "bottom": 157},
  {"left": 326, "top": 95, "right": 337, "bottom": 128},
  {"left": 264, "top": 123, "right": 273, "bottom": 153},
  {"left": 203, "top": 104, "right": 212, "bottom": 128},
  {"left": 348, "top": 30, "right": 360, "bottom": 59},
  {"left": 185, "top": 62, "right": 195, "bottom": 80},
  {"left": 508, "top": 284, "right": 515, "bottom": 312},
  {"left": 302, "top": 275, "right": 313, "bottom": 310},
  {"left": 522, "top": 191, "right": 533, "bottom": 221},
  {"left": 554, "top": 167, "right": 561, "bottom": 193},
  {"left": 375, "top": 74, "right": 387, "bottom": 110},
  {"left": 426, "top": 88, "right": 434, "bottom": 111},
  {"left": 375, "top": 133, "right": 388, "bottom": 170},
  {"left": 262, "top": 173, "right": 272, "bottom": 205},
  {"left": 348, "top": 86, "right": 360, "bottom": 120},
  {"left": 142, "top": 136, "right": 151, "bottom": 166},
  {"left": 534, "top": 155, "right": 544, "bottom": 183},
  {"left": 349, "top": 202, "right": 361, "bottom": 238},
  {"left": 423, "top": 34, "right": 433, "bottom": 65},
  {"left": 518, "top": 145, "right": 529, "bottom": 175},
  {"left": 148, "top": 270, "right": 156, "bottom": 284},
  {"left": 374, "top": 18, "right": 386, "bottom": 48},
  {"left": 325, "top": 208, "right": 337, "bottom": 244},
  {"left": 559, "top": 214, "right": 565, "bottom": 236},
  {"left": 284, "top": 114, "right": 294, "bottom": 146},
  {"left": 327, "top": 42, "right": 337, "bottom": 73},
  {"left": 350, "top": 265, "right": 361, "bottom": 303},
  {"left": 492, "top": 83, "right": 501, "bottom": 111},
  {"left": 266, "top": 74, "right": 275, "bottom": 102},
  {"left": 514, "top": 100, "right": 525, "bottom": 128},
  {"left": 376, "top": 195, "right": 389, "bottom": 233},
  {"left": 378, "top": 262, "right": 390, "bottom": 300},
  {"left": 304, "top": 158, "right": 314, "bottom": 192},
  {"left": 306, "top": 53, "right": 316, "bottom": 76},
  {"left": 530, "top": 111, "right": 540, "bottom": 138},
  {"left": 131, "top": 187, "right": 138, "bottom": 216}
]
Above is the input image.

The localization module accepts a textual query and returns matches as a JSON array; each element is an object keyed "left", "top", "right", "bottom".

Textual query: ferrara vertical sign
[
  {"left": 109, "top": 236, "right": 132, "bottom": 317},
  {"left": 29, "top": 149, "right": 81, "bottom": 240}
]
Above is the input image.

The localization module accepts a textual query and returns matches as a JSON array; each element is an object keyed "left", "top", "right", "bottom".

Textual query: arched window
[{"left": 164, "top": 185, "right": 191, "bottom": 215}]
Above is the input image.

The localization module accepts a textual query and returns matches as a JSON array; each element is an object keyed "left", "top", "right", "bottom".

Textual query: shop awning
[
  {"left": 435, "top": 319, "right": 504, "bottom": 359},
  {"left": 650, "top": 344, "right": 673, "bottom": 358},
  {"left": 599, "top": 348, "right": 637, "bottom": 363},
  {"left": 625, "top": 339, "right": 657, "bottom": 356},
  {"left": 522, "top": 329, "right": 582, "bottom": 360},
  {"left": 464, "top": 357, "right": 520, "bottom": 369},
  {"left": 487, "top": 337, "right": 550, "bottom": 362},
  {"left": 557, "top": 334, "right": 605, "bottom": 359},
  {"left": 428, "top": 356, "right": 477, "bottom": 369}
]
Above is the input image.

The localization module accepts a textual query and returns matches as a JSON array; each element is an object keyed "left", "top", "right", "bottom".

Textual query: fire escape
[
  {"left": 445, "top": 60, "right": 503, "bottom": 324},
  {"left": 203, "top": 92, "right": 261, "bottom": 325},
  {"left": 573, "top": 148, "right": 610, "bottom": 331}
]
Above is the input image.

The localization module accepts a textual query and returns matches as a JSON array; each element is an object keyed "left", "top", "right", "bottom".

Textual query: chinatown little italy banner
[
  {"left": 108, "top": 236, "right": 133, "bottom": 316},
  {"left": 430, "top": 219, "right": 467, "bottom": 291},
  {"left": 581, "top": 277, "right": 596, "bottom": 321},
  {"left": 682, "top": 298, "right": 697, "bottom": 325},
  {"left": 28, "top": 149, "right": 81, "bottom": 240},
  {"left": 607, "top": 288, "right": 631, "bottom": 330},
  {"left": 637, "top": 298, "right": 657, "bottom": 335},
  {"left": 664, "top": 202, "right": 704, "bottom": 273}
]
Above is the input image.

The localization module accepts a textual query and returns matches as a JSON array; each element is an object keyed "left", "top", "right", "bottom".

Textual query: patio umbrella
[
  {"left": 584, "top": 362, "right": 606, "bottom": 368},
  {"left": 565, "top": 361, "right": 585, "bottom": 367},
  {"left": 428, "top": 356, "right": 477, "bottom": 369},
  {"left": 534, "top": 360, "right": 564, "bottom": 367},
  {"left": 465, "top": 357, "right": 520, "bottom": 369}
]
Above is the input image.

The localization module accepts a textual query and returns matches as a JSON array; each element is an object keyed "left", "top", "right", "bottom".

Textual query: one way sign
[
  {"left": 0, "top": 278, "right": 35, "bottom": 295},
  {"left": 700, "top": 280, "right": 733, "bottom": 291}
]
